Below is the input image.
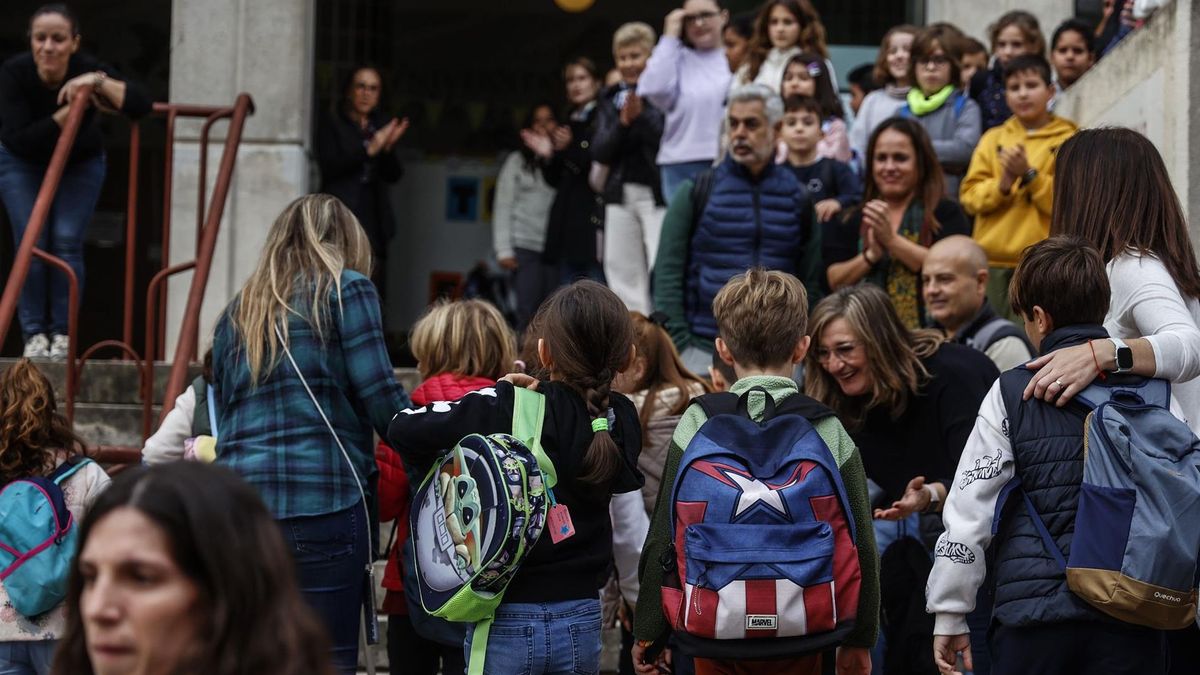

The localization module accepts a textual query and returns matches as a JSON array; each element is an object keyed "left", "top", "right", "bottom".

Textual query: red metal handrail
[{"left": 0, "top": 88, "right": 255, "bottom": 466}]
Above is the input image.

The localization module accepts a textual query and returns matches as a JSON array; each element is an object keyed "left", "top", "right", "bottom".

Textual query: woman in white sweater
[{"left": 1022, "top": 128, "right": 1200, "bottom": 434}]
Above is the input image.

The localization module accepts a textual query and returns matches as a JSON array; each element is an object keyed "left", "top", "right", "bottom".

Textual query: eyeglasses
[
  {"left": 919, "top": 55, "right": 951, "bottom": 68},
  {"left": 684, "top": 10, "right": 719, "bottom": 24},
  {"left": 816, "top": 342, "right": 862, "bottom": 365}
]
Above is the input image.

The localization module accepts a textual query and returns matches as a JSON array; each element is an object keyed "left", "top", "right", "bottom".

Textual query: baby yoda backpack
[{"left": 409, "top": 387, "right": 556, "bottom": 675}]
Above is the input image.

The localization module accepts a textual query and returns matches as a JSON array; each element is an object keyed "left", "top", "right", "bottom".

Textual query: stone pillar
[
  {"left": 165, "top": 0, "right": 315, "bottom": 359},
  {"left": 924, "top": 0, "right": 1073, "bottom": 43}
]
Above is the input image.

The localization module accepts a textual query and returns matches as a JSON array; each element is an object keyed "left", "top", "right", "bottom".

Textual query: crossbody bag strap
[{"left": 274, "top": 326, "right": 380, "bottom": 670}]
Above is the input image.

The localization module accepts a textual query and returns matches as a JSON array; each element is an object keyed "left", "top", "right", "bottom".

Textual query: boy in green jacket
[{"left": 633, "top": 268, "right": 879, "bottom": 675}]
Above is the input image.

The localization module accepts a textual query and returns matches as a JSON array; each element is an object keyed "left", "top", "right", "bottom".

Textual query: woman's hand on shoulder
[
  {"left": 1022, "top": 343, "right": 1099, "bottom": 406},
  {"left": 500, "top": 373, "right": 539, "bottom": 390}
]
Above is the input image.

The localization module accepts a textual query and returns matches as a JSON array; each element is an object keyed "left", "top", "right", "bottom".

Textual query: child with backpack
[
  {"left": 388, "top": 280, "right": 643, "bottom": 675},
  {"left": 927, "top": 236, "right": 1192, "bottom": 675},
  {"left": 0, "top": 359, "right": 110, "bottom": 673},
  {"left": 378, "top": 299, "right": 518, "bottom": 675},
  {"left": 633, "top": 268, "right": 879, "bottom": 675}
]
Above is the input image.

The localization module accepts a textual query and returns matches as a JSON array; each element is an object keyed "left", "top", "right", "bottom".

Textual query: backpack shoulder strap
[
  {"left": 953, "top": 92, "right": 967, "bottom": 118},
  {"left": 693, "top": 391, "right": 739, "bottom": 420},
  {"left": 511, "top": 387, "right": 554, "bottom": 490},
  {"left": 899, "top": 104, "right": 913, "bottom": 118},
  {"left": 689, "top": 169, "right": 715, "bottom": 237},
  {"left": 49, "top": 457, "right": 92, "bottom": 485},
  {"left": 818, "top": 158, "right": 837, "bottom": 197},
  {"left": 969, "top": 316, "right": 1019, "bottom": 352}
]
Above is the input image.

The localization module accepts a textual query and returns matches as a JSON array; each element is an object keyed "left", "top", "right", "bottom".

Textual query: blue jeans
[
  {"left": 278, "top": 503, "right": 369, "bottom": 675},
  {"left": 464, "top": 599, "right": 602, "bottom": 675},
  {"left": 659, "top": 160, "right": 712, "bottom": 206},
  {"left": 0, "top": 145, "right": 105, "bottom": 338},
  {"left": 0, "top": 640, "right": 56, "bottom": 675}
]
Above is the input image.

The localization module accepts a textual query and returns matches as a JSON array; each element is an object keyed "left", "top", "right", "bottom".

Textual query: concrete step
[
  {"left": 73, "top": 402, "right": 159, "bottom": 447},
  {"left": 0, "top": 358, "right": 421, "bottom": 407}
]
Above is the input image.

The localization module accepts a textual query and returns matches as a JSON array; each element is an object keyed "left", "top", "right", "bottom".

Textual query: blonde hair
[
  {"left": 712, "top": 268, "right": 808, "bottom": 369},
  {"left": 613, "top": 21, "right": 655, "bottom": 53},
  {"left": 410, "top": 300, "right": 516, "bottom": 380},
  {"left": 804, "top": 285, "right": 944, "bottom": 430},
  {"left": 230, "top": 194, "right": 373, "bottom": 385}
]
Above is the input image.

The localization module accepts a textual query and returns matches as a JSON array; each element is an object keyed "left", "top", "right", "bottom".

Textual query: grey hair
[{"left": 726, "top": 83, "right": 784, "bottom": 125}]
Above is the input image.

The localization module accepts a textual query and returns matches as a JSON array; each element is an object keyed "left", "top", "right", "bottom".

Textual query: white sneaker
[
  {"left": 48, "top": 334, "right": 69, "bottom": 360},
  {"left": 23, "top": 334, "right": 49, "bottom": 359}
]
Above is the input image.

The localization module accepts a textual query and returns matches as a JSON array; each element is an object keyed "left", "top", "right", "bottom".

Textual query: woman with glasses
[
  {"left": 806, "top": 283, "right": 998, "bottom": 674},
  {"left": 900, "top": 26, "right": 982, "bottom": 197},
  {"left": 638, "top": 0, "right": 732, "bottom": 203},
  {"left": 316, "top": 65, "right": 408, "bottom": 300}
]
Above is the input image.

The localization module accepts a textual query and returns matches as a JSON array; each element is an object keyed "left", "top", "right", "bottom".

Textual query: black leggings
[{"left": 387, "top": 613, "right": 466, "bottom": 675}]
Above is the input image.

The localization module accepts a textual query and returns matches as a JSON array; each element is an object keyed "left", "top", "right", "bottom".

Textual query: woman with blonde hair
[
  {"left": 0, "top": 359, "right": 109, "bottom": 674},
  {"left": 210, "top": 193, "right": 410, "bottom": 674},
  {"left": 805, "top": 284, "right": 996, "bottom": 673}
]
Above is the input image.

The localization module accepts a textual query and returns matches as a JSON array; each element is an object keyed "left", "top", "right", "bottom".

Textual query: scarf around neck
[{"left": 907, "top": 85, "right": 955, "bottom": 116}]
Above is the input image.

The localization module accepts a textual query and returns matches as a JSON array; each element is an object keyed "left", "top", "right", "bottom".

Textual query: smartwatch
[
  {"left": 1020, "top": 168, "right": 1038, "bottom": 187},
  {"left": 1109, "top": 337, "right": 1134, "bottom": 373}
]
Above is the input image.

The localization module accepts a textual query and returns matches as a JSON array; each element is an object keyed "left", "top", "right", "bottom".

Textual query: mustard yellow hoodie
[{"left": 960, "top": 114, "right": 1078, "bottom": 268}]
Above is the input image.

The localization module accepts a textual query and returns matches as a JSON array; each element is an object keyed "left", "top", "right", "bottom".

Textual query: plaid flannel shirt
[{"left": 212, "top": 271, "right": 410, "bottom": 519}]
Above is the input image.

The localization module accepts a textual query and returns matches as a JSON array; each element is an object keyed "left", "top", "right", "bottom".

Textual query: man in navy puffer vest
[
  {"left": 652, "top": 83, "right": 821, "bottom": 375},
  {"left": 927, "top": 237, "right": 1172, "bottom": 675}
]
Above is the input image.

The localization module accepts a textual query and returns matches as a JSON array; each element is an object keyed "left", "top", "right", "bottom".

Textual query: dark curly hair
[{"left": 0, "top": 358, "right": 85, "bottom": 485}]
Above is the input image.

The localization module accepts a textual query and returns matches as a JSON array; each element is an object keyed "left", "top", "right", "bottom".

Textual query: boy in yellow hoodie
[{"left": 960, "top": 54, "right": 1077, "bottom": 321}]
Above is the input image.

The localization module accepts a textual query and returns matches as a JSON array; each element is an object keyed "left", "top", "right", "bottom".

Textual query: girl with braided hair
[{"left": 388, "top": 280, "right": 644, "bottom": 675}]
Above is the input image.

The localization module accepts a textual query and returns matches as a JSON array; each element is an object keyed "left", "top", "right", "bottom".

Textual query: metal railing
[{"left": 0, "top": 87, "right": 255, "bottom": 464}]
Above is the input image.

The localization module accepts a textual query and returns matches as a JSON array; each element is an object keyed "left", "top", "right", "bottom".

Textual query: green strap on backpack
[{"left": 467, "top": 386, "right": 553, "bottom": 675}]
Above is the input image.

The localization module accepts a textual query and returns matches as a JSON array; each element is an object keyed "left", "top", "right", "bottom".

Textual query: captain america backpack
[
  {"left": 660, "top": 388, "right": 862, "bottom": 659},
  {"left": 408, "top": 387, "right": 557, "bottom": 675},
  {"left": 0, "top": 457, "right": 93, "bottom": 617}
]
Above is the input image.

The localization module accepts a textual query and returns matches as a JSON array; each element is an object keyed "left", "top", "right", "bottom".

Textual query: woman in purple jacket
[{"left": 637, "top": 0, "right": 733, "bottom": 204}]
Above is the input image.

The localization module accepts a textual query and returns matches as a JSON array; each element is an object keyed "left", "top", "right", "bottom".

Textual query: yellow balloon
[{"left": 554, "top": 0, "right": 595, "bottom": 12}]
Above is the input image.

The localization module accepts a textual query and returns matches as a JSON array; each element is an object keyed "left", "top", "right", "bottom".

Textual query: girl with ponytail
[{"left": 388, "top": 280, "right": 643, "bottom": 675}]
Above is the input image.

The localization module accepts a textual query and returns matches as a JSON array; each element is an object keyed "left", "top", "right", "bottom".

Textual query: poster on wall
[{"left": 446, "top": 176, "right": 480, "bottom": 222}]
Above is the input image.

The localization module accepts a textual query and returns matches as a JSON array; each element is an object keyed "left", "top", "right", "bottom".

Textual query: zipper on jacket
[{"left": 752, "top": 186, "right": 763, "bottom": 266}]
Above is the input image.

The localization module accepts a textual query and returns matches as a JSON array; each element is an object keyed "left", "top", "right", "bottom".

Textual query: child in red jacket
[{"left": 377, "top": 299, "right": 518, "bottom": 675}]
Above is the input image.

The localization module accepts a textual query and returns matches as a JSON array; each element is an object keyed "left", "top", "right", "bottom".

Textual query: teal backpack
[
  {"left": 408, "top": 387, "right": 555, "bottom": 675},
  {"left": 0, "top": 457, "right": 92, "bottom": 617}
]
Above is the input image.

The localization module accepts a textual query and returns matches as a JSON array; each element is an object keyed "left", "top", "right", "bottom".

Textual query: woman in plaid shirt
[{"left": 210, "top": 194, "right": 410, "bottom": 674}]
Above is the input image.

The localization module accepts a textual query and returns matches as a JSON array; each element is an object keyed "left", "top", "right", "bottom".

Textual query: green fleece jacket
[{"left": 633, "top": 376, "right": 880, "bottom": 649}]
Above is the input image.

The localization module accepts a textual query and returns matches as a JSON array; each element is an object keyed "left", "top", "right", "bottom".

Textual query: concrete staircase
[{"left": 0, "top": 357, "right": 421, "bottom": 449}]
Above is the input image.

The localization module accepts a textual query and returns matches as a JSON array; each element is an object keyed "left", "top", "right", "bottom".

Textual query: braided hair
[{"left": 531, "top": 280, "right": 634, "bottom": 485}]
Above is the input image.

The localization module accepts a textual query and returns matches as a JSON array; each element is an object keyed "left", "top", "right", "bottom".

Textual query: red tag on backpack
[{"left": 548, "top": 504, "right": 576, "bottom": 543}]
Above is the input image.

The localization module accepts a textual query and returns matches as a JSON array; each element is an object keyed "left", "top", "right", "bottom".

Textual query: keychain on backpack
[{"left": 547, "top": 489, "right": 575, "bottom": 543}]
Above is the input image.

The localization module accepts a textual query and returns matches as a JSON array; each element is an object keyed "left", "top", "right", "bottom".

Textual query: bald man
[{"left": 922, "top": 235, "right": 1034, "bottom": 371}]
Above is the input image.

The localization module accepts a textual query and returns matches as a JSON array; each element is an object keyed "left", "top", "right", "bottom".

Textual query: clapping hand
[
  {"left": 998, "top": 144, "right": 1030, "bottom": 181},
  {"left": 551, "top": 125, "right": 573, "bottom": 152},
  {"left": 861, "top": 199, "right": 896, "bottom": 249},
  {"left": 620, "top": 92, "right": 643, "bottom": 127},
  {"left": 520, "top": 128, "right": 554, "bottom": 160}
]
